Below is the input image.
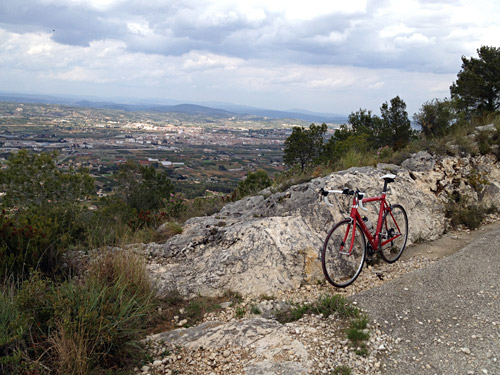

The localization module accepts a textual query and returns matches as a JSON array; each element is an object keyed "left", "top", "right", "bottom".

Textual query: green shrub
[
  {"left": 115, "top": 163, "right": 174, "bottom": 212},
  {"left": 50, "top": 279, "right": 155, "bottom": 373},
  {"left": 234, "top": 170, "right": 272, "bottom": 199},
  {"left": 183, "top": 296, "right": 222, "bottom": 326},
  {"left": 0, "top": 150, "right": 94, "bottom": 209},
  {"left": 349, "top": 315, "right": 369, "bottom": 331},
  {"left": 161, "top": 289, "right": 185, "bottom": 307},
  {"left": 375, "top": 145, "right": 393, "bottom": 159},
  {"left": 474, "top": 123, "right": 500, "bottom": 158},
  {"left": 0, "top": 204, "right": 87, "bottom": 280},
  {"left": 467, "top": 171, "right": 489, "bottom": 193},
  {"left": 275, "top": 303, "right": 310, "bottom": 324},
  {"left": 346, "top": 315, "right": 370, "bottom": 356},
  {"left": 0, "top": 285, "right": 28, "bottom": 375},
  {"left": 338, "top": 149, "right": 375, "bottom": 171},
  {"left": 454, "top": 134, "right": 479, "bottom": 156},
  {"left": 314, "top": 294, "right": 359, "bottom": 318},
  {"left": 332, "top": 365, "right": 352, "bottom": 375},
  {"left": 2, "top": 250, "right": 157, "bottom": 375},
  {"left": 225, "top": 290, "right": 243, "bottom": 306},
  {"left": 275, "top": 294, "right": 358, "bottom": 324},
  {"left": 181, "top": 194, "right": 226, "bottom": 221},
  {"left": 154, "top": 221, "right": 183, "bottom": 243},
  {"left": 163, "top": 193, "right": 187, "bottom": 219},
  {"left": 414, "top": 98, "right": 454, "bottom": 138},
  {"left": 250, "top": 305, "right": 261, "bottom": 315},
  {"left": 274, "top": 167, "right": 315, "bottom": 193},
  {"left": 81, "top": 198, "right": 136, "bottom": 247},
  {"left": 476, "top": 130, "right": 494, "bottom": 154},
  {"left": 354, "top": 344, "right": 369, "bottom": 357},
  {"left": 445, "top": 195, "right": 486, "bottom": 230},
  {"left": 50, "top": 250, "right": 156, "bottom": 374},
  {"left": 235, "top": 307, "right": 246, "bottom": 319}
]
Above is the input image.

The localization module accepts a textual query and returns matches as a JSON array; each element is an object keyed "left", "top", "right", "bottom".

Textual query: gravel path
[{"left": 351, "top": 226, "right": 500, "bottom": 375}]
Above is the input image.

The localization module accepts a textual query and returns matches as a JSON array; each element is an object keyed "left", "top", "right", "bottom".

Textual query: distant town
[{"left": 0, "top": 101, "right": 341, "bottom": 197}]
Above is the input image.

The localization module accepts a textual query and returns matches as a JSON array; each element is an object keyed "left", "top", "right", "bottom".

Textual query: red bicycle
[{"left": 320, "top": 174, "right": 408, "bottom": 287}]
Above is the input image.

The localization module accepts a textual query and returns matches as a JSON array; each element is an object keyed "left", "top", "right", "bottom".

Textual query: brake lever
[{"left": 358, "top": 192, "right": 368, "bottom": 211}]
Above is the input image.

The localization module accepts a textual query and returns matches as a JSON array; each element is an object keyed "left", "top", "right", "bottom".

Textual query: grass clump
[
  {"left": 183, "top": 297, "right": 221, "bottom": 326},
  {"left": 250, "top": 305, "right": 262, "bottom": 315},
  {"left": 52, "top": 249, "right": 157, "bottom": 374},
  {"left": 445, "top": 193, "right": 488, "bottom": 230},
  {"left": 346, "top": 316, "right": 369, "bottom": 344},
  {"left": 332, "top": 365, "right": 352, "bottom": 375},
  {"left": 346, "top": 315, "right": 370, "bottom": 357},
  {"left": 154, "top": 221, "right": 183, "bottom": 243},
  {"left": 0, "top": 249, "right": 158, "bottom": 375},
  {"left": 259, "top": 294, "right": 276, "bottom": 301},
  {"left": 235, "top": 307, "right": 246, "bottom": 319},
  {"left": 275, "top": 294, "right": 359, "bottom": 324},
  {"left": 0, "top": 285, "right": 28, "bottom": 375},
  {"left": 314, "top": 294, "right": 360, "bottom": 318},
  {"left": 224, "top": 290, "right": 243, "bottom": 306}
]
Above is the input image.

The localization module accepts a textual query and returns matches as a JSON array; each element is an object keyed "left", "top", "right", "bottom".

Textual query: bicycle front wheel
[
  {"left": 380, "top": 204, "right": 408, "bottom": 263},
  {"left": 322, "top": 220, "right": 366, "bottom": 288}
]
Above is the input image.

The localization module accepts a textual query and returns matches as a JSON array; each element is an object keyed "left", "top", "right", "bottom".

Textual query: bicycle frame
[{"left": 345, "top": 192, "right": 402, "bottom": 253}]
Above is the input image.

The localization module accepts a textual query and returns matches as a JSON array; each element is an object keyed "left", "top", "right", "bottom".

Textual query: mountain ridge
[{"left": 0, "top": 92, "right": 348, "bottom": 124}]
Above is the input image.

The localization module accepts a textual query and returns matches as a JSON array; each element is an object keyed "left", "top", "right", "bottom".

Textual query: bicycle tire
[
  {"left": 322, "top": 219, "right": 366, "bottom": 288},
  {"left": 380, "top": 204, "right": 408, "bottom": 263}
]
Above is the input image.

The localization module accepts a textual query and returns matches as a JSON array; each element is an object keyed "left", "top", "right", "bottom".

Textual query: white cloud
[
  {"left": 39, "top": 0, "right": 125, "bottom": 11},
  {"left": 274, "top": 0, "right": 367, "bottom": 20},
  {"left": 204, "top": 0, "right": 367, "bottom": 21},
  {"left": 0, "top": 0, "right": 499, "bottom": 115},
  {"left": 46, "top": 66, "right": 111, "bottom": 83},
  {"left": 182, "top": 51, "right": 242, "bottom": 71},
  {"left": 127, "top": 21, "right": 153, "bottom": 36},
  {"left": 379, "top": 24, "right": 415, "bottom": 39},
  {"left": 394, "top": 32, "right": 434, "bottom": 46}
]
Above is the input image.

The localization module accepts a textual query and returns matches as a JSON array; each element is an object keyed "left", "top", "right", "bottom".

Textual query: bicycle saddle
[{"left": 381, "top": 173, "right": 396, "bottom": 183}]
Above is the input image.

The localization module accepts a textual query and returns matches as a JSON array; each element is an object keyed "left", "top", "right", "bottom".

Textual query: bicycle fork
[{"left": 339, "top": 222, "right": 356, "bottom": 255}]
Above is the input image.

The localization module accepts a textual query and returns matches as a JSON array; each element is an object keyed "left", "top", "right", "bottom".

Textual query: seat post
[
  {"left": 383, "top": 180, "right": 388, "bottom": 194},
  {"left": 380, "top": 173, "right": 396, "bottom": 194}
]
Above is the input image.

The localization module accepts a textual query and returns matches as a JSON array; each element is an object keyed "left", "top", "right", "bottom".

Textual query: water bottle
[{"left": 362, "top": 216, "right": 373, "bottom": 231}]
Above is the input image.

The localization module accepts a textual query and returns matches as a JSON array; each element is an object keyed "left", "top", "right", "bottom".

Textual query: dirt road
[{"left": 352, "top": 221, "right": 500, "bottom": 375}]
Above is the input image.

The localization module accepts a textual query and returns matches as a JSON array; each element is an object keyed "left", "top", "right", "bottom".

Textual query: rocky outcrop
[
  {"left": 143, "top": 312, "right": 393, "bottom": 375},
  {"left": 148, "top": 318, "right": 310, "bottom": 374},
  {"left": 146, "top": 152, "right": 500, "bottom": 298}
]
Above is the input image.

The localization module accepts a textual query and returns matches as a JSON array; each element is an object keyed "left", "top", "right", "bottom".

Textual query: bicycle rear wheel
[
  {"left": 322, "top": 219, "right": 366, "bottom": 288},
  {"left": 380, "top": 204, "right": 408, "bottom": 263}
]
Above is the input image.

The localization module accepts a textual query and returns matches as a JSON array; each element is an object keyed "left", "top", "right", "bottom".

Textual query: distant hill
[
  {"left": 153, "top": 104, "right": 234, "bottom": 117},
  {"left": 0, "top": 92, "right": 75, "bottom": 105},
  {"left": 198, "top": 102, "right": 347, "bottom": 123},
  {"left": 0, "top": 92, "right": 348, "bottom": 124}
]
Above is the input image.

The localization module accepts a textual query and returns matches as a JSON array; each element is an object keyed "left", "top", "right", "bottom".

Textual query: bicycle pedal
[{"left": 339, "top": 251, "right": 351, "bottom": 255}]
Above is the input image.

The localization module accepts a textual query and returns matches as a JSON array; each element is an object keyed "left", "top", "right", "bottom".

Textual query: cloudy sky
[{"left": 1, "top": 0, "right": 499, "bottom": 116}]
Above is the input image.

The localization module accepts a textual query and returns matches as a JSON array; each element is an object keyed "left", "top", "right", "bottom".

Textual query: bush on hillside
[
  {"left": 0, "top": 204, "right": 88, "bottom": 281},
  {"left": 234, "top": 170, "right": 272, "bottom": 199},
  {"left": 445, "top": 193, "right": 487, "bottom": 230},
  {"left": 0, "top": 250, "right": 157, "bottom": 375}
]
